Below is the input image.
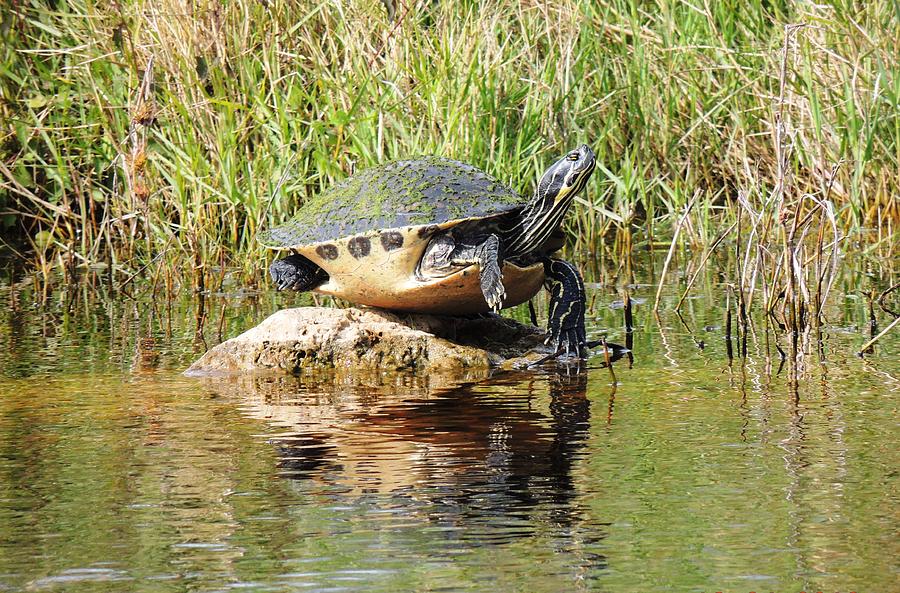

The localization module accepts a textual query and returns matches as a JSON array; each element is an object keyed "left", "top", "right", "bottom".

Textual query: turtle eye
[{"left": 566, "top": 153, "right": 579, "bottom": 162}]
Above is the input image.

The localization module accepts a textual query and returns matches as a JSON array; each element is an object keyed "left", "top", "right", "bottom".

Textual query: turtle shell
[
  {"left": 259, "top": 157, "right": 545, "bottom": 314},
  {"left": 259, "top": 157, "right": 526, "bottom": 248}
]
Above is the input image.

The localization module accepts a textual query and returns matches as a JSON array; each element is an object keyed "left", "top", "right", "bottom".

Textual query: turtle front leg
[
  {"left": 542, "top": 258, "right": 587, "bottom": 357},
  {"left": 451, "top": 234, "right": 506, "bottom": 311},
  {"left": 269, "top": 253, "right": 328, "bottom": 292}
]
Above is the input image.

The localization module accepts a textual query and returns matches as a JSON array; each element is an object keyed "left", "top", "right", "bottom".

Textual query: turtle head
[
  {"left": 503, "top": 145, "right": 597, "bottom": 258},
  {"left": 537, "top": 144, "right": 596, "bottom": 205}
]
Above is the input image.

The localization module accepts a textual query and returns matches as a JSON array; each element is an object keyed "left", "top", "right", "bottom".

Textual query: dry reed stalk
[
  {"left": 858, "top": 316, "right": 900, "bottom": 355},
  {"left": 775, "top": 26, "right": 802, "bottom": 337},
  {"left": 653, "top": 192, "right": 697, "bottom": 312},
  {"left": 724, "top": 285, "right": 734, "bottom": 362},
  {"left": 598, "top": 337, "right": 615, "bottom": 377},
  {"left": 736, "top": 190, "right": 764, "bottom": 313},
  {"left": 674, "top": 221, "right": 736, "bottom": 313},
  {"left": 878, "top": 282, "right": 900, "bottom": 317}
]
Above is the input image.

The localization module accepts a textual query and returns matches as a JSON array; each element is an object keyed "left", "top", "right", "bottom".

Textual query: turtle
[{"left": 260, "top": 144, "right": 597, "bottom": 355}]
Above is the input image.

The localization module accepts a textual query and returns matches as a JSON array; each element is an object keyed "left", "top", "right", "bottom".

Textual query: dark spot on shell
[
  {"left": 380, "top": 231, "right": 404, "bottom": 251},
  {"left": 417, "top": 224, "right": 439, "bottom": 238},
  {"left": 316, "top": 244, "right": 339, "bottom": 260},
  {"left": 348, "top": 236, "right": 371, "bottom": 259}
]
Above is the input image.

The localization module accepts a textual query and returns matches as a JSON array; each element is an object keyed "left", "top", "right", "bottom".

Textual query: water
[{"left": 0, "top": 260, "right": 897, "bottom": 592}]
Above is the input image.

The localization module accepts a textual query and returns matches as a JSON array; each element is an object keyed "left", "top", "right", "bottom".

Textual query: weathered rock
[{"left": 185, "top": 306, "right": 549, "bottom": 376}]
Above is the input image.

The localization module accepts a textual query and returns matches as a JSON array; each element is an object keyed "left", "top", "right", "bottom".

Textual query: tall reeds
[
  {"left": 1, "top": 1, "right": 897, "bottom": 286},
  {"left": 660, "top": 22, "right": 899, "bottom": 362},
  {"left": 732, "top": 26, "right": 844, "bottom": 337}
]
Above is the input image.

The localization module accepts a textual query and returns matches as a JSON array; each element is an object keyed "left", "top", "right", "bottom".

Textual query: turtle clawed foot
[
  {"left": 273, "top": 274, "right": 295, "bottom": 291},
  {"left": 545, "top": 327, "right": 588, "bottom": 359},
  {"left": 484, "top": 283, "right": 507, "bottom": 313}
]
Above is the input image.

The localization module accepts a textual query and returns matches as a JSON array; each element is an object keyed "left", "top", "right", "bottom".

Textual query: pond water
[{"left": 0, "top": 255, "right": 896, "bottom": 592}]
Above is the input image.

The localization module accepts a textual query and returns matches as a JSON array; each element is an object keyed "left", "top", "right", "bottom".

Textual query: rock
[{"left": 185, "top": 306, "right": 548, "bottom": 376}]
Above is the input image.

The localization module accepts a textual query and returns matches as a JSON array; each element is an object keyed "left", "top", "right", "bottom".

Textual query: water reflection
[{"left": 205, "top": 369, "right": 608, "bottom": 558}]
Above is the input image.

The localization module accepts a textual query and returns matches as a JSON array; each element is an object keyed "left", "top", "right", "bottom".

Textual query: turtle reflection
[{"left": 237, "top": 370, "right": 606, "bottom": 555}]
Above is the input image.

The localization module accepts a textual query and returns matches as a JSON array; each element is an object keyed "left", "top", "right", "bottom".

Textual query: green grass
[{"left": 1, "top": 0, "right": 898, "bottom": 286}]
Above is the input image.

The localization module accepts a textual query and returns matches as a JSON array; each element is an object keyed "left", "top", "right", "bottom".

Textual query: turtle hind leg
[
  {"left": 269, "top": 253, "right": 328, "bottom": 292},
  {"left": 542, "top": 258, "right": 587, "bottom": 356}
]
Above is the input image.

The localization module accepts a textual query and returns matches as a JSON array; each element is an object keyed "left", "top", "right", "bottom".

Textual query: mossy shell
[
  {"left": 259, "top": 157, "right": 545, "bottom": 315},
  {"left": 259, "top": 157, "right": 526, "bottom": 248}
]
